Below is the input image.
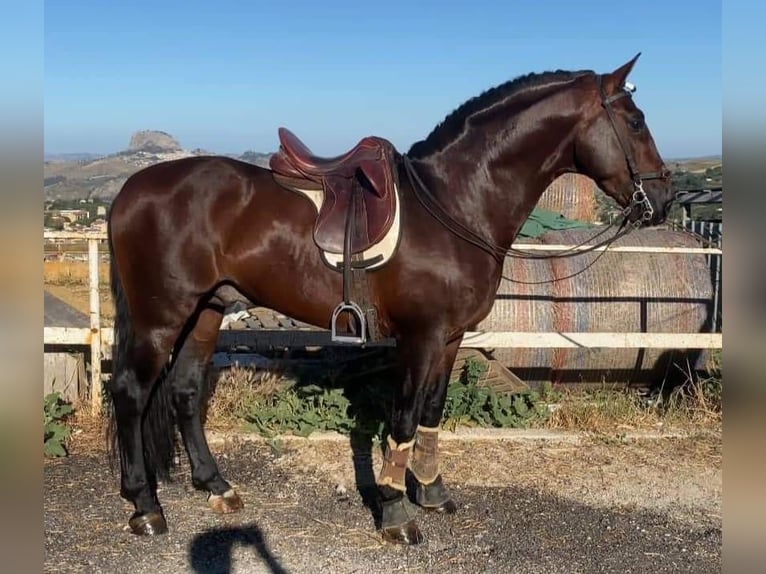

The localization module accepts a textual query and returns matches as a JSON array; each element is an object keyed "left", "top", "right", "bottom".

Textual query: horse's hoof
[
  {"left": 415, "top": 475, "right": 457, "bottom": 514},
  {"left": 208, "top": 489, "right": 244, "bottom": 514},
  {"left": 381, "top": 519, "right": 425, "bottom": 545},
  {"left": 424, "top": 498, "right": 458, "bottom": 514},
  {"left": 128, "top": 511, "right": 167, "bottom": 536}
]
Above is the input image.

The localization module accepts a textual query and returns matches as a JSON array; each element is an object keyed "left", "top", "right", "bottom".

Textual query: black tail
[{"left": 107, "top": 218, "right": 177, "bottom": 482}]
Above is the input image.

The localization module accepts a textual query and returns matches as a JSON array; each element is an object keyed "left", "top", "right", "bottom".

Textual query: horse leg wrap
[
  {"left": 377, "top": 435, "right": 414, "bottom": 492},
  {"left": 411, "top": 425, "right": 440, "bottom": 485}
]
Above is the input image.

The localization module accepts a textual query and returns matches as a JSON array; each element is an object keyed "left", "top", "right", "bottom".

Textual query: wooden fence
[{"left": 43, "top": 231, "right": 723, "bottom": 415}]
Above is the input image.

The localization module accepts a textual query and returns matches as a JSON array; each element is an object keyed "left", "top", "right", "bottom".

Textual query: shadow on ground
[{"left": 189, "top": 524, "right": 289, "bottom": 574}]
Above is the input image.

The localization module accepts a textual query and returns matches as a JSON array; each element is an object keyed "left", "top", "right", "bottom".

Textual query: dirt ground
[{"left": 44, "top": 429, "right": 721, "bottom": 573}]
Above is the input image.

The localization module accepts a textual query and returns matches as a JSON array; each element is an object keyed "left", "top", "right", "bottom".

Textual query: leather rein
[{"left": 401, "top": 74, "right": 669, "bottom": 280}]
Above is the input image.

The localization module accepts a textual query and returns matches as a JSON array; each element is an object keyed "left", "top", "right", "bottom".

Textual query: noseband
[{"left": 596, "top": 74, "right": 669, "bottom": 223}]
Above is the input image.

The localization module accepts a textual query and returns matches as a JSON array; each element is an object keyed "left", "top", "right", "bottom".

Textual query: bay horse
[{"left": 106, "top": 54, "right": 673, "bottom": 544}]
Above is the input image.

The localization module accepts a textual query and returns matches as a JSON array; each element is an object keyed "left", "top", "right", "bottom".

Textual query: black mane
[{"left": 407, "top": 69, "right": 593, "bottom": 158}]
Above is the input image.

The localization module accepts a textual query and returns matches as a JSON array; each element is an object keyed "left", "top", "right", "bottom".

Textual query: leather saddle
[{"left": 270, "top": 127, "right": 398, "bottom": 255}]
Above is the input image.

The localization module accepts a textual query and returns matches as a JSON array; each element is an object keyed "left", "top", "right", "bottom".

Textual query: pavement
[{"left": 44, "top": 290, "right": 89, "bottom": 328}]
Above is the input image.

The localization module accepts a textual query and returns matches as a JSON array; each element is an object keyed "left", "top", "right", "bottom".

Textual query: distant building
[
  {"left": 88, "top": 219, "right": 107, "bottom": 232},
  {"left": 49, "top": 209, "right": 88, "bottom": 223}
]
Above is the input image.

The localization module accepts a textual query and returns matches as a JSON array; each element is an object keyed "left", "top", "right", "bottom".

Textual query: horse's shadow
[
  {"left": 332, "top": 347, "right": 399, "bottom": 528},
  {"left": 189, "top": 523, "right": 289, "bottom": 574}
]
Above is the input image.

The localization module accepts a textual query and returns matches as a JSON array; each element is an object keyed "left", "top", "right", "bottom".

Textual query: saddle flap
[{"left": 313, "top": 174, "right": 371, "bottom": 253}]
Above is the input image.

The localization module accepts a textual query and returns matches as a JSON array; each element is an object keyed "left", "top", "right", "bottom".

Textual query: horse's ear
[{"left": 603, "top": 53, "right": 641, "bottom": 92}]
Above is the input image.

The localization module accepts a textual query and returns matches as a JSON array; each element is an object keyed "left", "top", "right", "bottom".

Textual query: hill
[{"left": 44, "top": 130, "right": 274, "bottom": 201}]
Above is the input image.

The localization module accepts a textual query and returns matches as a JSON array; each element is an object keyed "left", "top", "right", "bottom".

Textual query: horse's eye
[{"left": 629, "top": 118, "right": 644, "bottom": 131}]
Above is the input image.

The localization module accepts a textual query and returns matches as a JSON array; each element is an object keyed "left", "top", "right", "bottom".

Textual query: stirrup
[{"left": 331, "top": 301, "right": 366, "bottom": 344}]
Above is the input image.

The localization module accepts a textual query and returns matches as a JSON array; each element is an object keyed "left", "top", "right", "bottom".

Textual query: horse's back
[
  {"left": 110, "top": 156, "right": 266, "bottom": 239},
  {"left": 113, "top": 155, "right": 260, "bottom": 205}
]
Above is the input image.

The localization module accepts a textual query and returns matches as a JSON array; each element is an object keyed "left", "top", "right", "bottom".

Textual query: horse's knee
[
  {"left": 170, "top": 357, "right": 206, "bottom": 419},
  {"left": 172, "top": 386, "right": 200, "bottom": 419},
  {"left": 109, "top": 370, "right": 150, "bottom": 416}
]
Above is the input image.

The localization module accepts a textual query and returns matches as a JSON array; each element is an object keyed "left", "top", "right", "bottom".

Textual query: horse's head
[{"left": 573, "top": 54, "right": 673, "bottom": 226}]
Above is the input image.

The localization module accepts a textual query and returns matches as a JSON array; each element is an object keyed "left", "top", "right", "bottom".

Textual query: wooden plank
[
  {"left": 44, "top": 231, "right": 108, "bottom": 240},
  {"left": 257, "top": 310, "right": 282, "bottom": 329},
  {"left": 460, "top": 331, "right": 722, "bottom": 349},
  {"left": 448, "top": 351, "right": 530, "bottom": 395},
  {"left": 44, "top": 327, "right": 722, "bottom": 350},
  {"left": 88, "top": 238, "right": 102, "bottom": 415},
  {"left": 487, "top": 360, "right": 530, "bottom": 394},
  {"left": 44, "top": 327, "right": 95, "bottom": 345},
  {"left": 506, "top": 244, "right": 722, "bottom": 255},
  {"left": 43, "top": 352, "right": 85, "bottom": 404}
]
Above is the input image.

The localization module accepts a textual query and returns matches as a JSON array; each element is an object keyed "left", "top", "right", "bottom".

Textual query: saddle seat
[{"left": 270, "top": 127, "right": 398, "bottom": 255}]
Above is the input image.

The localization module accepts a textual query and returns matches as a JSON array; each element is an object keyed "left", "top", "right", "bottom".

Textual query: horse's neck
[{"left": 415, "top": 103, "right": 578, "bottom": 251}]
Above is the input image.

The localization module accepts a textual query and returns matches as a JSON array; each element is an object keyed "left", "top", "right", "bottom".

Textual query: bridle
[
  {"left": 595, "top": 74, "right": 671, "bottom": 225},
  {"left": 401, "top": 73, "right": 670, "bottom": 275}
]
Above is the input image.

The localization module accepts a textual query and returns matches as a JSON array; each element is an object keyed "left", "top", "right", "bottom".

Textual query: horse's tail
[{"left": 106, "top": 217, "right": 177, "bottom": 481}]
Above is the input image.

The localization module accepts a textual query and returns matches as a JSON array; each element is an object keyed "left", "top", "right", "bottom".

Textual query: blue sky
[{"left": 44, "top": 0, "right": 721, "bottom": 158}]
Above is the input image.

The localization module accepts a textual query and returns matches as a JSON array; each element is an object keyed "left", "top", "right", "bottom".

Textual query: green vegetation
[
  {"left": 441, "top": 358, "right": 548, "bottom": 430},
  {"left": 234, "top": 357, "right": 550, "bottom": 440},
  {"left": 44, "top": 392, "right": 73, "bottom": 457}
]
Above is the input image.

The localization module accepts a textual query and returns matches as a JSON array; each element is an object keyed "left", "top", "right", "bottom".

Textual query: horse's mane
[{"left": 407, "top": 69, "right": 594, "bottom": 158}]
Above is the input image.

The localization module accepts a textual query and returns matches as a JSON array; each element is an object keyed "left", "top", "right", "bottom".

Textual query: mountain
[{"left": 44, "top": 131, "right": 274, "bottom": 201}]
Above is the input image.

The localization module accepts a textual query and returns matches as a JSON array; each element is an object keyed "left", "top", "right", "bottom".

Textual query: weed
[
  {"left": 543, "top": 356, "right": 723, "bottom": 433},
  {"left": 243, "top": 384, "right": 356, "bottom": 438},
  {"left": 203, "top": 365, "right": 286, "bottom": 428},
  {"left": 44, "top": 392, "right": 73, "bottom": 457},
  {"left": 659, "top": 359, "right": 722, "bottom": 426},
  {"left": 230, "top": 356, "right": 549, "bottom": 439},
  {"left": 443, "top": 358, "right": 548, "bottom": 430}
]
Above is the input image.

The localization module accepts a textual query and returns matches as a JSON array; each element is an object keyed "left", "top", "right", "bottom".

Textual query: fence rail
[{"left": 43, "top": 230, "right": 724, "bottom": 415}]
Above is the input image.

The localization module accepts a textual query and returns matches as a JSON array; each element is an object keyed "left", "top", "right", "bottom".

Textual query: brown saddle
[{"left": 270, "top": 127, "right": 398, "bottom": 255}]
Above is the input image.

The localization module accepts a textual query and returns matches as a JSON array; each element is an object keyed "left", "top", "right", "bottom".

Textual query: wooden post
[{"left": 88, "top": 238, "right": 102, "bottom": 415}]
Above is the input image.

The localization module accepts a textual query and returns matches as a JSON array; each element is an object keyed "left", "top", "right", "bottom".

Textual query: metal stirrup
[{"left": 330, "top": 302, "right": 367, "bottom": 344}]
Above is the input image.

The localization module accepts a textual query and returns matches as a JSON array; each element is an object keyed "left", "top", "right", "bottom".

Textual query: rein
[{"left": 400, "top": 73, "right": 668, "bottom": 285}]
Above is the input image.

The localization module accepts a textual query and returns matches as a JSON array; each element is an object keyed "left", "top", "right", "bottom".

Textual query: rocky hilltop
[
  {"left": 127, "top": 130, "right": 182, "bottom": 153},
  {"left": 44, "top": 130, "right": 273, "bottom": 201}
]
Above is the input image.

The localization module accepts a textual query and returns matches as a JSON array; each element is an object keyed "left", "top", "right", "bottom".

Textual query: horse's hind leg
[
  {"left": 110, "top": 328, "right": 178, "bottom": 536},
  {"left": 169, "top": 307, "right": 244, "bottom": 514},
  {"left": 376, "top": 333, "right": 462, "bottom": 545}
]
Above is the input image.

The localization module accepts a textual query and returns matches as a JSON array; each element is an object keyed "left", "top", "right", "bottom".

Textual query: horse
[{"left": 106, "top": 53, "right": 673, "bottom": 545}]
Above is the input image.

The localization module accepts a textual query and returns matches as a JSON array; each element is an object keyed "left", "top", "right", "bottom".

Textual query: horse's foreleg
[
  {"left": 376, "top": 333, "right": 460, "bottom": 545},
  {"left": 170, "top": 307, "right": 244, "bottom": 514},
  {"left": 410, "top": 337, "right": 462, "bottom": 514}
]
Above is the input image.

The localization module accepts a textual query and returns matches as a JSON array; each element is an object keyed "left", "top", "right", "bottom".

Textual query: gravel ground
[{"left": 44, "top": 431, "right": 721, "bottom": 573}]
